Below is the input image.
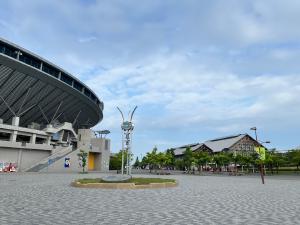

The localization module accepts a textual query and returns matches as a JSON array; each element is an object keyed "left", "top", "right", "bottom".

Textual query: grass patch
[
  {"left": 77, "top": 177, "right": 176, "bottom": 185},
  {"left": 78, "top": 178, "right": 102, "bottom": 183}
]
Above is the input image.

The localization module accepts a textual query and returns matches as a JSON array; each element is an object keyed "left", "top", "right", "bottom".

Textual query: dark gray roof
[
  {"left": 173, "top": 143, "right": 204, "bottom": 156},
  {"left": 171, "top": 134, "right": 254, "bottom": 155},
  {"left": 204, "top": 134, "right": 246, "bottom": 152}
]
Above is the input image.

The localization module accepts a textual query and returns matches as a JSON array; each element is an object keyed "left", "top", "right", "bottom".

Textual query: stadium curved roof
[{"left": 0, "top": 38, "right": 103, "bottom": 128}]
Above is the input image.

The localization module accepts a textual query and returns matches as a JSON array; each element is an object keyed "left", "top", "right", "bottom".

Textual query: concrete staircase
[{"left": 26, "top": 146, "right": 74, "bottom": 172}]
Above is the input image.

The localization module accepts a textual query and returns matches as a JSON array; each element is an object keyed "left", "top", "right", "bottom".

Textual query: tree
[
  {"left": 183, "top": 147, "right": 194, "bottom": 172},
  {"left": 166, "top": 149, "right": 176, "bottom": 169},
  {"left": 133, "top": 156, "right": 140, "bottom": 168},
  {"left": 213, "top": 153, "right": 230, "bottom": 172},
  {"left": 175, "top": 158, "right": 185, "bottom": 171},
  {"left": 228, "top": 152, "right": 250, "bottom": 174},
  {"left": 272, "top": 152, "right": 286, "bottom": 174},
  {"left": 288, "top": 150, "right": 300, "bottom": 172},
  {"left": 265, "top": 150, "right": 275, "bottom": 174},
  {"left": 144, "top": 146, "right": 159, "bottom": 173},
  {"left": 193, "top": 151, "right": 210, "bottom": 173},
  {"left": 109, "top": 150, "right": 132, "bottom": 171},
  {"left": 77, "top": 150, "right": 88, "bottom": 173},
  {"left": 242, "top": 155, "right": 255, "bottom": 173},
  {"left": 109, "top": 154, "right": 121, "bottom": 170}
]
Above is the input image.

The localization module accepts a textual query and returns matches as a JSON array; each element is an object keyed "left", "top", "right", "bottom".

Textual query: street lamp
[{"left": 250, "top": 127, "right": 270, "bottom": 184}]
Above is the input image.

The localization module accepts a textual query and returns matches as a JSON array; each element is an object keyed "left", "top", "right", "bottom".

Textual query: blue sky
[{"left": 1, "top": 0, "right": 300, "bottom": 156}]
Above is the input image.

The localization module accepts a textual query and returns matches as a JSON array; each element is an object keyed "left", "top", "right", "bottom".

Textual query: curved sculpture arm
[
  {"left": 117, "top": 107, "right": 125, "bottom": 122},
  {"left": 130, "top": 106, "right": 138, "bottom": 122}
]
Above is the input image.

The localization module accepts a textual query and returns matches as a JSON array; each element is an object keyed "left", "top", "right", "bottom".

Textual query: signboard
[
  {"left": 255, "top": 147, "right": 266, "bottom": 161},
  {"left": 48, "top": 159, "right": 54, "bottom": 165},
  {"left": 64, "top": 157, "right": 70, "bottom": 168}
]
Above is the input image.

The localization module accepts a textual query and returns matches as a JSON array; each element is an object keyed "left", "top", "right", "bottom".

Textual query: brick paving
[{"left": 0, "top": 173, "right": 300, "bottom": 225}]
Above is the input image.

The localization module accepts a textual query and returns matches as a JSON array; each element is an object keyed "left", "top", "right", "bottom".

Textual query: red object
[{"left": 3, "top": 163, "right": 17, "bottom": 172}]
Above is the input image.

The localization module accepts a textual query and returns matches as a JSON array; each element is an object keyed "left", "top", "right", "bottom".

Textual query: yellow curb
[{"left": 71, "top": 181, "right": 178, "bottom": 189}]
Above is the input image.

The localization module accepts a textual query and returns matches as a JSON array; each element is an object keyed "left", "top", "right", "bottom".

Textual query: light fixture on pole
[{"left": 250, "top": 127, "right": 270, "bottom": 185}]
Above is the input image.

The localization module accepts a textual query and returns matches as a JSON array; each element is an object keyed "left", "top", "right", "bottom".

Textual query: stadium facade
[{"left": 0, "top": 38, "right": 110, "bottom": 172}]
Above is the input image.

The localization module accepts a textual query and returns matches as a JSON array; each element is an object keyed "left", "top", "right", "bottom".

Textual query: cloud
[
  {"left": 1, "top": 0, "right": 300, "bottom": 151},
  {"left": 78, "top": 36, "right": 97, "bottom": 43},
  {"left": 86, "top": 52, "right": 300, "bottom": 133}
]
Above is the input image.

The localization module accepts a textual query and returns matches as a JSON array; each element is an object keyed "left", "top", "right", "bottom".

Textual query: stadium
[{"left": 0, "top": 38, "right": 110, "bottom": 172}]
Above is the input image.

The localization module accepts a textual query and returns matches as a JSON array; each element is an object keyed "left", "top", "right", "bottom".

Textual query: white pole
[
  {"left": 129, "top": 130, "right": 133, "bottom": 175},
  {"left": 126, "top": 148, "right": 129, "bottom": 175},
  {"left": 126, "top": 131, "right": 129, "bottom": 175},
  {"left": 121, "top": 131, "right": 124, "bottom": 175}
]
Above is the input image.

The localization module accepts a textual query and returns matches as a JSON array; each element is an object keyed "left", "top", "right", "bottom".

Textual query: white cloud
[
  {"left": 78, "top": 36, "right": 97, "bottom": 43},
  {"left": 86, "top": 52, "right": 300, "bottom": 136},
  {"left": 2, "top": 0, "right": 300, "bottom": 151}
]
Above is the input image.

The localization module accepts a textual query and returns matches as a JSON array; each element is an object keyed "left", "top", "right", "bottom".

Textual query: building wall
[
  {"left": 44, "top": 148, "right": 82, "bottom": 173},
  {"left": 229, "top": 136, "right": 258, "bottom": 155},
  {"left": 19, "top": 149, "right": 50, "bottom": 171},
  {"left": 94, "top": 153, "right": 101, "bottom": 171},
  {"left": 77, "top": 129, "right": 93, "bottom": 150},
  {"left": 0, "top": 128, "right": 110, "bottom": 173},
  {"left": 77, "top": 129, "right": 110, "bottom": 172},
  {"left": 90, "top": 138, "right": 110, "bottom": 172},
  {"left": 0, "top": 147, "right": 50, "bottom": 171}
]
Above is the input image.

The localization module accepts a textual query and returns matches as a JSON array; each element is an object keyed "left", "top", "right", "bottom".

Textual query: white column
[
  {"left": 46, "top": 136, "right": 51, "bottom": 145},
  {"left": 17, "top": 149, "right": 22, "bottom": 172},
  {"left": 30, "top": 134, "right": 36, "bottom": 144},
  {"left": 10, "top": 131, "right": 17, "bottom": 142},
  {"left": 12, "top": 117, "right": 20, "bottom": 126}
]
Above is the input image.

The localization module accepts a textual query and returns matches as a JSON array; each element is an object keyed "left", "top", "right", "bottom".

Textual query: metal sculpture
[{"left": 117, "top": 106, "right": 137, "bottom": 175}]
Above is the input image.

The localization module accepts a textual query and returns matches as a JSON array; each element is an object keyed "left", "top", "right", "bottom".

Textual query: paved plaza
[{"left": 1, "top": 173, "right": 300, "bottom": 225}]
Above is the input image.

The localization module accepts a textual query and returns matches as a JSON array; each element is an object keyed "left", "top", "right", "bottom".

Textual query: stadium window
[
  {"left": 0, "top": 132, "right": 10, "bottom": 141},
  {"left": 16, "top": 134, "right": 31, "bottom": 143},
  {"left": 61, "top": 73, "right": 73, "bottom": 86},
  {"left": 73, "top": 81, "right": 83, "bottom": 92},
  {"left": 90, "top": 93, "right": 96, "bottom": 102},
  {"left": 0, "top": 42, "right": 17, "bottom": 58},
  {"left": 84, "top": 88, "right": 91, "bottom": 97},
  {"left": 0, "top": 44, "right": 4, "bottom": 53},
  {"left": 19, "top": 53, "right": 41, "bottom": 69},
  {"left": 42, "top": 63, "right": 59, "bottom": 78}
]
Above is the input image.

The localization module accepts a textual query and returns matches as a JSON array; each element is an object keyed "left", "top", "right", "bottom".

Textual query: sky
[{"left": 1, "top": 0, "right": 300, "bottom": 156}]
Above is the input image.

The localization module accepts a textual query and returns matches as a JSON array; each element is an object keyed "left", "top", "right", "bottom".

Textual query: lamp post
[
  {"left": 117, "top": 106, "right": 137, "bottom": 176},
  {"left": 250, "top": 127, "right": 270, "bottom": 184}
]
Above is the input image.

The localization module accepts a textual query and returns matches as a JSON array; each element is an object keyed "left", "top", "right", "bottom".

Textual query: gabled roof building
[{"left": 172, "top": 134, "right": 262, "bottom": 157}]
